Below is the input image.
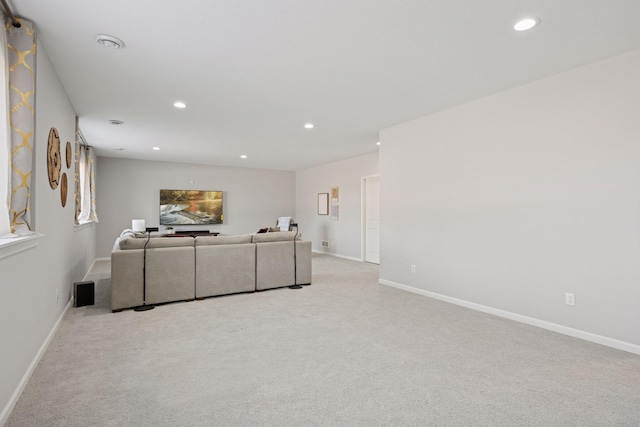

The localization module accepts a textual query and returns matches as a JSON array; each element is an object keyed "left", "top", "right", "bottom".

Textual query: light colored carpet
[{"left": 6, "top": 254, "right": 640, "bottom": 426}]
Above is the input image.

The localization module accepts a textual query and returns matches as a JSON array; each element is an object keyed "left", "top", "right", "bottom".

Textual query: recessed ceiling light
[
  {"left": 376, "top": 141, "right": 381, "bottom": 146},
  {"left": 96, "top": 34, "right": 125, "bottom": 49},
  {"left": 174, "top": 101, "right": 187, "bottom": 109},
  {"left": 109, "top": 119, "right": 124, "bottom": 125},
  {"left": 304, "top": 123, "right": 314, "bottom": 129},
  {"left": 240, "top": 155, "right": 247, "bottom": 159},
  {"left": 514, "top": 18, "right": 540, "bottom": 31},
  {"left": 152, "top": 146, "right": 161, "bottom": 151}
]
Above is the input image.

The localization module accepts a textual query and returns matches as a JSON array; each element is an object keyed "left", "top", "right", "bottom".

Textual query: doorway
[{"left": 362, "top": 175, "right": 380, "bottom": 264}]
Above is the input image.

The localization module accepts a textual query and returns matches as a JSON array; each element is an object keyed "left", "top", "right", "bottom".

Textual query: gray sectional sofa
[{"left": 111, "top": 231, "right": 312, "bottom": 312}]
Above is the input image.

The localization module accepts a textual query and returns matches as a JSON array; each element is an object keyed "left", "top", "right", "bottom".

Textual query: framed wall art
[
  {"left": 318, "top": 193, "right": 329, "bottom": 215},
  {"left": 60, "top": 173, "right": 68, "bottom": 207},
  {"left": 47, "top": 127, "right": 61, "bottom": 189},
  {"left": 331, "top": 186, "right": 339, "bottom": 203},
  {"left": 66, "top": 141, "right": 72, "bottom": 168},
  {"left": 331, "top": 204, "right": 339, "bottom": 220}
]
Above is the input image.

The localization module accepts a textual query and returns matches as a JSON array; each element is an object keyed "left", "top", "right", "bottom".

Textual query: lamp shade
[{"left": 132, "top": 219, "right": 146, "bottom": 232}]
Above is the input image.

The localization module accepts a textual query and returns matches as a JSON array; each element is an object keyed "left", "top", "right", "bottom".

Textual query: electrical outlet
[
  {"left": 565, "top": 292, "right": 575, "bottom": 306},
  {"left": 411, "top": 264, "right": 416, "bottom": 273},
  {"left": 56, "top": 288, "right": 59, "bottom": 302}
]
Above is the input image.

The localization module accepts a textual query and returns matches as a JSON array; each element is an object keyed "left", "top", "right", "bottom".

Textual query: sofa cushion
[
  {"left": 252, "top": 231, "right": 298, "bottom": 243},
  {"left": 119, "top": 236, "right": 194, "bottom": 250},
  {"left": 195, "top": 234, "right": 253, "bottom": 246},
  {"left": 196, "top": 244, "right": 256, "bottom": 297},
  {"left": 145, "top": 246, "right": 195, "bottom": 304}
]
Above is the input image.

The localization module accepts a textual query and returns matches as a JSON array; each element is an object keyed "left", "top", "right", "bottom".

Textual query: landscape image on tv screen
[{"left": 160, "top": 189, "right": 223, "bottom": 225}]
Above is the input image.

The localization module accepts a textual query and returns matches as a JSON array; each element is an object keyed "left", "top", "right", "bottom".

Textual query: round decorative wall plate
[
  {"left": 66, "top": 141, "right": 72, "bottom": 168},
  {"left": 60, "top": 173, "right": 68, "bottom": 207},
  {"left": 47, "top": 127, "right": 61, "bottom": 189}
]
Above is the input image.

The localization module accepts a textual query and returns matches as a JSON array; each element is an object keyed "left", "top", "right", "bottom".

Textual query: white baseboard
[
  {"left": 379, "top": 278, "right": 640, "bottom": 356},
  {"left": 85, "top": 259, "right": 98, "bottom": 281},
  {"left": 87, "top": 257, "right": 110, "bottom": 274},
  {"left": 0, "top": 298, "right": 73, "bottom": 426},
  {"left": 312, "top": 249, "right": 362, "bottom": 262}
]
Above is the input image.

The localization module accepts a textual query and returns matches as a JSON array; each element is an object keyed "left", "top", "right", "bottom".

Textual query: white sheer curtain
[
  {"left": 74, "top": 119, "right": 81, "bottom": 223},
  {"left": 0, "top": 15, "right": 13, "bottom": 238},
  {"left": 77, "top": 145, "right": 98, "bottom": 223}
]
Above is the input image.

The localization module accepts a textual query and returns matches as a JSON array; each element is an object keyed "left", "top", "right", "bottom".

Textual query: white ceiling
[{"left": 9, "top": 0, "right": 640, "bottom": 171}]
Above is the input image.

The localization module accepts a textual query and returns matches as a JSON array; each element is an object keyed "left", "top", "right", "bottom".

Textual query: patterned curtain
[
  {"left": 0, "top": 15, "right": 11, "bottom": 237},
  {"left": 7, "top": 18, "right": 36, "bottom": 235}
]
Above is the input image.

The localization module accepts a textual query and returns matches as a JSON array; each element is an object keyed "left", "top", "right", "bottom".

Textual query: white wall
[
  {"left": 380, "top": 49, "right": 640, "bottom": 348},
  {"left": 96, "top": 157, "right": 295, "bottom": 257},
  {"left": 0, "top": 42, "right": 96, "bottom": 422},
  {"left": 295, "top": 152, "right": 379, "bottom": 260}
]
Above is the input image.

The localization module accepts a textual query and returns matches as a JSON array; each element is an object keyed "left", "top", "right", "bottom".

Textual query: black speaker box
[{"left": 74, "top": 281, "right": 95, "bottom": 307}]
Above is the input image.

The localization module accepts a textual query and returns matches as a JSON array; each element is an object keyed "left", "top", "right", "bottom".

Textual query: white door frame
[{"left": 361, "top": 174, "right": 380, "bottom": 263}]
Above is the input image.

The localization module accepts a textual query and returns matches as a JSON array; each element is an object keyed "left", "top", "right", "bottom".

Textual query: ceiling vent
[{"left": 96, "top": 34, "right": 125, "bottom": 49}]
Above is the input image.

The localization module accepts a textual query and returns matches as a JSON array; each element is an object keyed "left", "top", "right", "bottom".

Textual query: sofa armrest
[
  {"left": 256, "top": 241, "right": 295, "bottom": 290},
  {"left": 111, "top": 249, "right": 144, "bottom": 311},
  {"left": 295, "top": 240, "right": 312, "bottom": 285}
]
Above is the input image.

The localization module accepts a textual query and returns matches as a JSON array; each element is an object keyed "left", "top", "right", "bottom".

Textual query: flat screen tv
[{"left": 160, "top": 189, "right": 223, "bottom": 225}]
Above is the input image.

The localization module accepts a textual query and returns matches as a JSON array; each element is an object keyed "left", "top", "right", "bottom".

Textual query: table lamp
[{"left": 132, "top": 219, "right": 146, "bottom": 233}]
